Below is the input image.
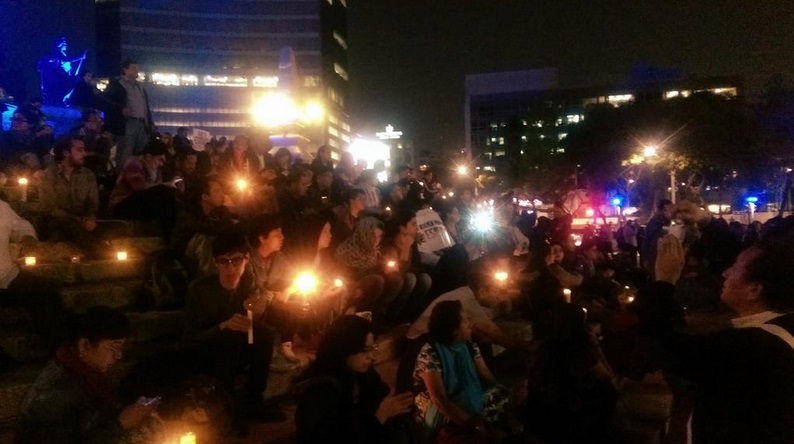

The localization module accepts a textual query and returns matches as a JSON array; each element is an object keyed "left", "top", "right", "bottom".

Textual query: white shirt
[
  {"left": 0, "top": 201, "right": 37, "bottom": 289},
  {"left": 730, "top": 311, "right": 784, "bottom": 329},
  {"left": 407, "top": 286, "right": 490, "bottom": 339}
]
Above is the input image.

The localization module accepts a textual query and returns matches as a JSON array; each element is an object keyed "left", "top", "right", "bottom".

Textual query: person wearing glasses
[
  {"left": 293, "top": 315, "right": 414, "bottom": 444},
  {"left": 15, "top": 306, "right": 157, "bottom": 443},
  {"left": 180, "top": 232, "right": 283, "bottom": 427},
  {"left": 0, "top": 109, "right": 50, "bottom": 170}
]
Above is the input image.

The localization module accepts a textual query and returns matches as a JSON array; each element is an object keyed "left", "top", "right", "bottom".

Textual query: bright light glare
[
  {"left": 473, "top": 211, "right": 495, "bottom": 232},
  {"left": 295, "top": 272, "right": 318, "bottom": 294},
  {"left": 494, "top": 271, "right": 508, "bottom": 282},
  {"left": 642, "top": 145, "right": 658, "bottom": 158},
  {"left": 585, "top": 208, "right": 595, "bottom": 217},
  {"left": 235, "top": 178, "right": 248, "bottom": 191},
  {"left": 348, "top": 139, "right": 391, "bottom": 170},
  {"left": 457, "top": 165, "right": 469, "bottom": 176},
  {"left": 334, "top": 278, "right": 344, "bottom": 288},
  {"left": 304, "top": 100, "right": 325, "bottom": 123},
  {"left": 251, "top": 93, "right": 300, "bottom": 127},
  {"left": 386, "top": 260, "right": 397, "bottom": 268},
  {"left": 17, "top": 177, "right": 28, "bottom": 186}
]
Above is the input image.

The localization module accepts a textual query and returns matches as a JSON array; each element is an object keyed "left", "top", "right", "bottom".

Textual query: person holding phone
[{"left": 16, "top": 306, "right": 157, "bottom": 443}]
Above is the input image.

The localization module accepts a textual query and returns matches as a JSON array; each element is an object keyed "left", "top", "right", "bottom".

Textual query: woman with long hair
[
  {"left": 293, "top": 315, "right": 413, "bottom": 443},
  {"left": 413, "top": 300, "right": 509, "bottom": 442},
  {"left": 335, "top": 217, "right": 403, "bottom": 319}
]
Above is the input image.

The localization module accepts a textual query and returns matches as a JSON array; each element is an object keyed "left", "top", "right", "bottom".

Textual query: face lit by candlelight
[{"left": 78, "top": 338, "right": 126, "bottom": 373}]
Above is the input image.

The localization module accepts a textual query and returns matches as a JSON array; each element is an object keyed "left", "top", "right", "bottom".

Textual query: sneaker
[
  {"left": 269, "top": 348, "right": 299, "bottom": 372},
  {"left": 279, "top": 342, "right": 301, "bottom": 364}
]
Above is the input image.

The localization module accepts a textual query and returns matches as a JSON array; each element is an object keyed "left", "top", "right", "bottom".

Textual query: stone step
[
  {"left": 59, "top": 280, "right": 145, "bottom": 311},
  {"left": 0, "top": 327, "right": 47, "bottom": 363},
  {"left": 126, "top": 311, "right": 183, "bottom": 345},
  {"left": 109, "top": 236, "right": 167, "bottom": 255},
  {"left": 19, "top": 259, "right": 148, "bottom": 284}
]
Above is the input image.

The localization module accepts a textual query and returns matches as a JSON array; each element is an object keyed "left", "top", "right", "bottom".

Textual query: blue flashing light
[
  {"left": 611, "top": 197, "right": 623, "bottom": 206},
  {"left": 745, "top": 196, "right": 759, "bottom": 203}
]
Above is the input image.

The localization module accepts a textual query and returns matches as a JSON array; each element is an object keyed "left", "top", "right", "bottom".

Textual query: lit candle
[
  {"left": 563, "top": 288, "right": 572, "bottom": 304},
  {"left": 235, "top": 178, "right": 248, "bottom": 192},
  {"left": 334, "top": 278, "right": 344, "bottom": 288},
  {"left": 247, "top": 309, "right": 253, "bottom": 344},
  {"left": 386, "top": 260, "right": 397, "bottom": 269},
  {"left": 180, "top": 432, "right": 197, "bottom": 444},
  {"left": 24, "top": 256, "right": 36, "bottom": 266},
  {"left": 494, "top": 271, "right": 508, "bottom": 286},
  {"left": 71, "top": 255, "right": 80, "bottom": 263},
  {"left": 18, "top": 177, "right": 28, "bottom": 202},
  {"left": 116, "top": 251, "right": 128, "bottom": 261}
]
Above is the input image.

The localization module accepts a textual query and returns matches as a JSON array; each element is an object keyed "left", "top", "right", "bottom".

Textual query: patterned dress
[{"left": 412, "top": 341, "right": 509, "bottom": 435}]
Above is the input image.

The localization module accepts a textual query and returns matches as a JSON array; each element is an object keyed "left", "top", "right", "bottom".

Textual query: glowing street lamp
[
  {"left": 456, "top": 165, "right": 469, "bottom": 176},
  {"left": 251, "top": 92, "right": 300, "bottom": 127},
  {"left": 642, "top": 145, "right": 658, "bottom": 158}
]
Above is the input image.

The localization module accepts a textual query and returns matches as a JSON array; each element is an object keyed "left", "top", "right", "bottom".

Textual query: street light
[
  {"left": 642, "top": 145, "right": 658, "bottom": 158},
  {"left": 456, "top": 165, "right": 469, "bottom": 176}
]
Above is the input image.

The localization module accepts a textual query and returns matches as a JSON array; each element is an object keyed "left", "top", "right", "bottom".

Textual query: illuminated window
[
  {"left": 665, "top": 90, "right": 680, "bottom": 99},
  {"left": 498, "top": 137, "right": 504, "bottom": 145},
  {"left": 341, "top": 134, "right": 350, "bottom": 143},
  {"left": 558, "top": 132, "right": 567, "bottom": 140},
  {"left": 304, "top": 76, "right": 320, "bottom": 87},
  {"left": 490, "top": 123, "right": 498, "bottom": 129},
  {"left": 180, "top": 75, "right": 198, "bottom": 86},
  {"left": 334, "top": 63, "right": 349, "bottom": 81},
  {"left": 534, "top": 121, "right": 543, "bottom": 128},
  {"left": 556, "top": 147, "right": 565, "bottom": 153},
  {"left": 555, "top": 118, "right": 563, "bottom": 126},
  {"left": 607, "top": 94, "right": 634, "bottom": 105},
  {"left": 328, "top": 138, "right": 339, "bottom": 148},
  {"left": 151, "top": 73, "right": 180, "bottom": 86},
  {"left": 328, "top": 126, "right": 339, "bottom": 137},
  {"left": 328, "top": 114, "right": 339, "bottom": 125},
  {"left": 521, "top": 135, "right": 527, "bottom": 141},
  {"left": 333, "top": 32, "right": 348, "bottom": 49},
  {"left": 539, "top": 135, "right": 546, "bottom": 140},
  {"left": 341, "top": 122, "right": 350, "bottom": 132},
  {"left": 338, "top": 0, "right": 347, "bottom": 6},
  {"left": 253, "top": 76, "right": 279, "bottom": 88},
  {"left": 566, "top": 114, "right": 581, "bottom": 124},
  {"left": 709, "top": 87, "right": 737, "bottom": 97}
]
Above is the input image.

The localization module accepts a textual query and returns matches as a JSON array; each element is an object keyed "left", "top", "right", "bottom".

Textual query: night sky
[{"left": 347, "top": 0, "right": 794, "bottom": 153}]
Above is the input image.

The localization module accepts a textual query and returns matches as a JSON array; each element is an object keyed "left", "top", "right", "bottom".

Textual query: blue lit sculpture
[{"left": 37, "top": 37, "right": 87, "bottom": 106}]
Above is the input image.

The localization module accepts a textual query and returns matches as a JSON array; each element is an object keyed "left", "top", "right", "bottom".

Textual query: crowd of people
[{"left": 2, "top": 60, "right": 794, "bottom": 444}]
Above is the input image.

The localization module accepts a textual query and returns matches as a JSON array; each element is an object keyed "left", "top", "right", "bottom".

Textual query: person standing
[{"left": 102, "top": 59, "right": 153, "bottom": 169}]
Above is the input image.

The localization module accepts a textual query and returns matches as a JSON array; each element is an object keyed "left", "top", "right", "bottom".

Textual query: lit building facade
[
  {"left": 96, "top": 0, "right": 351, "bottom": 153},
  {"left": 465, "top": 68, "right": 741, "bottom": 172}
]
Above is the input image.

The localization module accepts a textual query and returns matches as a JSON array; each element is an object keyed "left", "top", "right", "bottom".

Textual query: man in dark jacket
[
  {"left": 181, "top": 233, "right": 283, "bottom": 424},
  {"left": 641, "top": 199, "right": 674, "bottom": 273},
  {"left": 100, "top": 59, "right": 153, "bottom": 169},
  {"left": 638, "top": 235, "right": 794, "bottom": 443}
]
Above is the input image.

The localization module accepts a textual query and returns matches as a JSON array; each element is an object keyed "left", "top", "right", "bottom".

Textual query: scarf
[
  {"left": 433, "top": 341, "right": 483, "bottom": 415},
  {"left": 335, "top": 217, "right": 382, "bottom": 271},
  {"left": 54, "top": 346, "right": 117, "bottom": 408}
]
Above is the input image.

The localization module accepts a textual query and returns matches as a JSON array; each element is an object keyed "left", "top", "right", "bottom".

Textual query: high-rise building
[
  {"left": 465, "top": 67, "right": 741, "bottom": 172},
  {"left": 96, "top": 0, "right": 351, "bottom": 154}
]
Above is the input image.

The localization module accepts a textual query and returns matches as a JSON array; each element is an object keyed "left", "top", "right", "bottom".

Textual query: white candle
[
  {"left": 563, "top": 288, "right": 572, "bottom": 304},
  {"left": 247, "top": 309, "right": 253, "bottom": 344},
  {"left": 18, "top": 177, "right": 28, "bottom": 202}
]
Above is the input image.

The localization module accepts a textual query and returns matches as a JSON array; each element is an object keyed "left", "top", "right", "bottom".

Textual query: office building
[{"left": 96, "top": 0, "right": 351, "bottom": 154}]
